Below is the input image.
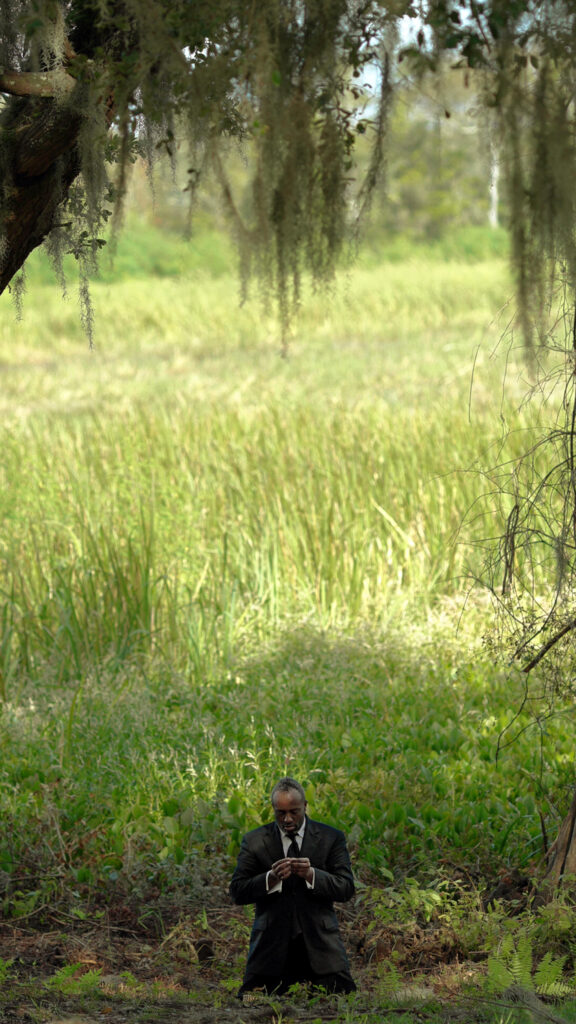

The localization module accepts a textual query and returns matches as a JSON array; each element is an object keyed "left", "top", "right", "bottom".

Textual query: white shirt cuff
[{"left": 266, "top": 870, "right": 282, "bottom": 893}]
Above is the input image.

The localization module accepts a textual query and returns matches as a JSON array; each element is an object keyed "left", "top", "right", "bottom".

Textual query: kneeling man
[{"left": 230, "top": 776, "right": 356, "bottom": 996}]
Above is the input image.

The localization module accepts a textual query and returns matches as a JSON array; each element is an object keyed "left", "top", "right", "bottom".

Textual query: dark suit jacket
[{"left": 229, "top": 817, "right": 354, "bottom": 977}]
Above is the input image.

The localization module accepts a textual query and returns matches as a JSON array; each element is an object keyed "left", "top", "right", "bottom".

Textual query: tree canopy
[
  {"left": 0, "top": 0, "right": 395, "bottom": 332},
  {"left": 2, "top": 0, "right": 576, "bottom": 338}
]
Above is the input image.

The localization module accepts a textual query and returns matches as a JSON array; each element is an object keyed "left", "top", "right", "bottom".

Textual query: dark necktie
[
  {"left": 286, "top": 837, "right": 299, "bottom": 859},
  {"left": 285, "top": 835, "right": 302, "bottom": 936}
]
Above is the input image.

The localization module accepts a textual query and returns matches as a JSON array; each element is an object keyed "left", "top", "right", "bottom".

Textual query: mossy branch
[{"left": 0, "top": 69, "right": 76, "bottom": 99}]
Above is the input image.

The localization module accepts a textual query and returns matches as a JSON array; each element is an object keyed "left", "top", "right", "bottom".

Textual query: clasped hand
[{"left": 271, "top": 856, "right": 313, "bottom": 884}]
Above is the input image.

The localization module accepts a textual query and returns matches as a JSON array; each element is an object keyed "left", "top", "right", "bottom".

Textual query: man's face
[{"left": 272, "top": 788, "right": 307, "bottom": 835}]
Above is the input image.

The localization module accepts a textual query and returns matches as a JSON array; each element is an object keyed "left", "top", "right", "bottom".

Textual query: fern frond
[
  {"left": 511, "top": 934, "right": 534, "bottom": 989},
  {"left": 486, "top": 952, "right": 514, "bottom": 994},
  {"left": 534, "top": 951, "right": 572, "bottom": 997}
]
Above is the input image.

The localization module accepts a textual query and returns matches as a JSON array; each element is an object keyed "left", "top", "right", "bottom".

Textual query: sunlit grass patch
[{"left": 0, "top": 256, "right": 515, "bottom": 413}]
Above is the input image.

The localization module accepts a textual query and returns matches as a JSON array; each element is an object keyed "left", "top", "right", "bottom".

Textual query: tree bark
[
  {"left": 0, "top": 93, "right": 82, "bottom": 294},
  {"left": 541, "top": 788, "right": 576, "bottom": 895}
]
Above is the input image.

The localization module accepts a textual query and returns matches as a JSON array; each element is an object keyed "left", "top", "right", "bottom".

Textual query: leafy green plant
[
  {"left": 0, "top": 957, "right": 15, "bottom": 984},
  {"left": 530, "top": 893, "right": 576, "bottom": 958},
  {"left": 3, "top": 889, "right": 43, "bottom": 920},
  {"left": 46, "top": 964, "right": 103, "bottom": 996},
  {"left": 486, "top": 935, "right": 533, "bottom": 993},
  {"left": 486, "top": 934, "right": 574, "bottom": 997},
  {"left": 375, "top": 960, "right": 403, "bottom": 1000}
]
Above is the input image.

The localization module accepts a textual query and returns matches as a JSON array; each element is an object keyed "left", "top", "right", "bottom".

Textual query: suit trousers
[{"left": 239, "top": 934, "right": 356, "bottom": 996}]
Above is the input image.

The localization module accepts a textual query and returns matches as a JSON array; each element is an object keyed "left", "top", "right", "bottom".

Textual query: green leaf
[
  {"left": 228, "top": 793, "right": 242, "bottom": 814},
  {"left": 357, "top": 803, "right": 371, "bottom": 822}
]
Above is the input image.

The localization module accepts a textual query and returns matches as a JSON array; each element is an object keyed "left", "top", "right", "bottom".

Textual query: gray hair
[{"left": 271, "top": 777, "right": 306, "bottom": 806}]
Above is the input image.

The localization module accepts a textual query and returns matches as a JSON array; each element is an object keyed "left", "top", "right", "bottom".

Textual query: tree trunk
[
  {"left": 541, "top": 788, "right": 576, "bottom": 894},
  {"left": 0, "top": 94, "right": 82, "bottom": 293}
]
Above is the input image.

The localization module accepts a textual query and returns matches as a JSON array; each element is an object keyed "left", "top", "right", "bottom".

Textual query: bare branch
[{"left": 520, "top": 616, "right": 576, "bottom": 673}]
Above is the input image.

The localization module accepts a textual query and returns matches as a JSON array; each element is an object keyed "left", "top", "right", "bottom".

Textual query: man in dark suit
[{"left": 230, "top": 776, "right": 356, "bottom": 996}]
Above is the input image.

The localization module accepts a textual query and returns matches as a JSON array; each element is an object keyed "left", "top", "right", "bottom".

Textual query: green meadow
[{"left": 1, "top": 225, "right": 576, "bottom": 1020}]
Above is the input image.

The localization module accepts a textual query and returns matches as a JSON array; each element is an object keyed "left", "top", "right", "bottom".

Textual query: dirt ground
[{"left": 0, "top": 900, "right": 487, "bottom": 1024}]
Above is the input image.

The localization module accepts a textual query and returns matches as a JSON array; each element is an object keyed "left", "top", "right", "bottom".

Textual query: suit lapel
[
  {"left": 300, "top": 816, "right": 319, "bottom": 859},
  {"left": 261, "top": 822, "right": 284, "bottom": 863}
]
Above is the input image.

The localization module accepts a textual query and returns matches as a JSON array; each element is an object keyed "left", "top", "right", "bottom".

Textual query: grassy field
[{"left": 1, "top": 230, "right": 576, "bottom": 1022}]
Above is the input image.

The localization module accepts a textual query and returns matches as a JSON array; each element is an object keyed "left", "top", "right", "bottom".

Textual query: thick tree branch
[
  {"left": 0, "top": 91, "right": 83, "bottom": 293},
  {"left": 0, "top": 69, "right": 76, "bottom": 99},
  {"left": 0, "top": 145, "right": 81, "bottom": 294}
]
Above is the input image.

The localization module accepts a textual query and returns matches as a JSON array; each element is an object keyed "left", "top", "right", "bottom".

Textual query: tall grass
[
  {"left": 3, "top": 404, "right": 451, "bottom": 680},
  {"left": 0, "top": 244, "right": 565, "bottom": 910},
  {"left": 0, "top": 317, "right": 529, "bottom": 683}
]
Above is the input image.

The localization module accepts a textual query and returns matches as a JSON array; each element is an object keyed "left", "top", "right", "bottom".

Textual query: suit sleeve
[
  {"left": 229, "top": 834, "right": 269, "bottom": 905},
  {"left": 310, "top": 830, "right": 355, "bottom": 903}
]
